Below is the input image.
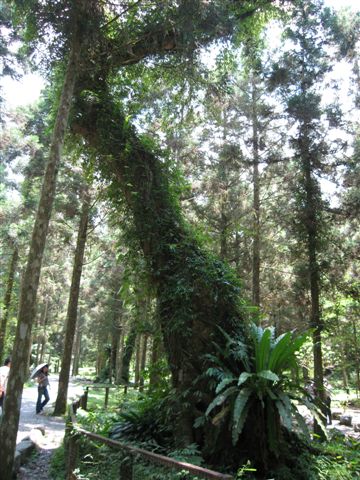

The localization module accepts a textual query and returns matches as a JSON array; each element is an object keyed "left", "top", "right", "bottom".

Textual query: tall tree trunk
[
  {"left": 115, "top": 331, "right": 125, "bottom": 384},
  {"left": 134, "top": 334, "right": 141, "bottom": 386},
  {"left": 303, "top": 150, "right": 325, "bottom": 437},
  {"left": 109, "top": 286, "right": 123, "bottom": 382},
  {"left": 251, "top": 74, "right": 261, "bottom": 308},
  {"left": 219, "top": 208, "right": 228, "bottom": 261},
  {"left": 109, "top": 322, "right": 120, "bottom": 384},
  {"left": 71, "top": 313, "right": 82, "bottom": 377},
  {"left": 0, "top": 13, "right": 84, "bottom": 478},
  {"left": 0, "top": 245, "right": 19, "bottom": 363},
  {"left": 39, "top": 299, "right": 49, "bottom": 364},
  {"left": 121, "top": 324, "right": 138, "bottom": 383},
  {"left": 149, "top": 333, "right": 162, "bottom": 389},
  {"left": 352, "top": 318, "right": 360, "bottom": 394},
  {"left": 73, "top": 91, "right": 248, "bottom": 451},
  {"left": 35, "top": 300, "right": 48, "bottom": 365},
  {"left": 54, "top": 189, "right": 90, "bottom": 415},
  {"left": 139, "top": 334, "right": 148, "bottom": 392}
]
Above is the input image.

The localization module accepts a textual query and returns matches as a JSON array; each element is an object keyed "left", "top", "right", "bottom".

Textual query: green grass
[
  {"left": 83, "top": 385, "right": 138, "bottom": 412},
  {"left": 49, "top": 444, "right": 66, "bottom": 480}
]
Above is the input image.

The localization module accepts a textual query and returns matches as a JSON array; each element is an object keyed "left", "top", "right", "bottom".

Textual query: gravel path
[{"left": 16, "top": 375, "right": 84, "bottom": 480}]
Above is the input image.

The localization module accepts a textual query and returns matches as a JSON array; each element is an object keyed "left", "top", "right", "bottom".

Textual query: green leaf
[
  {"left": 257, "top": 370, "right": 279, "bottom": 382},
  {"left": 205, "top": 386, "right": 238, "bottom": 417},
  {"left": 216, "top": 375, "right": 236, "bottom": 394},
  {"left": 237, "top": 372, "right": 253, "bottom": 386},
  {"left": 257, "top": 328, "right": 272, "bottom": 372},
  {"left": 303, "top": 398, "right": 328, "bottom": 439},
  {"left": 265, "top": 387, "right": 278, "bottom": 401},
  {"left": 275, "top": 399, "right": 292, "bottom": 430},
  {"left": 232, "top": 388, "right": 252, "bottom": 444},
  {"left": 292, "top": 408, "right": 311, "bottom": 441},
  {"left": 268, "top": 332, "right": 292, "bottom": 372}
]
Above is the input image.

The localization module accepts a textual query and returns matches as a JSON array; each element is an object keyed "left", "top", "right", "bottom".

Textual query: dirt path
[{"left": 16, "top": 375, "right": 84, "bottom": 480}]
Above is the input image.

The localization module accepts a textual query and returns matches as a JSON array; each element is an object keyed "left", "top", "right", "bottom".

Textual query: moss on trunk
[{"left": 72, "top": 91, "right": 250, "bottom": 451}]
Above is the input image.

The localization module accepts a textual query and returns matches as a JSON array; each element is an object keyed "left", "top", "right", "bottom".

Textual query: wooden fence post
[
  {"left": 119, "top": 453, "right": 133, "bottom": 479},
  {"left": 105, "top": 387, "right": 109, "bottom": 409},
  {"left": 81, "top": 387, "right": 88, "bottom": 410},
  {"left": 66, "top": 432, "right": 79, "bottom": 480}
]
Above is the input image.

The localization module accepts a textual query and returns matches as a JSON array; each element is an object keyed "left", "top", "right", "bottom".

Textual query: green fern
[{"left": 204, "top": 324, "right": 321, "bottom": 460}]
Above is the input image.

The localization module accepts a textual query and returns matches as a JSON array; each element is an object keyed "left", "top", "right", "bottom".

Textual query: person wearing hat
[
  {"left": 36, "top": 364, "right": 50, "bottom": 414},
  {"left": 0, "top": 357, "right": 11, "bottom": 413}
]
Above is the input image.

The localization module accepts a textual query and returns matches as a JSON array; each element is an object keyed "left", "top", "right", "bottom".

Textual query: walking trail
[{"left": 16, "top": 375, "right": 84, "bottom": 480}]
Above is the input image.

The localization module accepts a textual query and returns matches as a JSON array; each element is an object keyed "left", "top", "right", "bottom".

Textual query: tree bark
[
  {"left": 39, "top": 299, "right": 49, "bottom": 364},
  {"left": 0, "top": 245, "right": 18, "bottom": 363},
  {"left": 54, "top": 189, "right": 90, "bottom": 415},
  {"left": 251, "top": 74, "right": 261, "bottom": 308},
  {"left": 109, "top": 287, "right": 123, "bottom": 383},
  {"left": 121, "top": 323, "right": 138, "bottom": 383},
  {"left": 139, "top": 334, "right": 148, "bottom": 392},
  {"left": 35, "top": 300, "right": 48, "bottom": 366},
  {"left": 302, "top": 136, "right": 325, "bottom": 437},
  {"left": 115, "top": 331, "right": 125, "bottom": 384},
  {"left": 71, "top": 313, "right": 82, "bottom": 377},
  {"left": 0, "top": 9, "right": 84, "bottom": 476},
  {"left": 149, "top": 333, "right": 162, "bottom": 389},
  {"left": 134, "top": 334, "right": 141, "bottom": 386},
  {"left": 352, "top": 318, "right": 360, "bottom": 394}
]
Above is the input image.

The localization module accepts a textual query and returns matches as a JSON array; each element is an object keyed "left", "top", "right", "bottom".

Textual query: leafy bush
[
  {"left": 76, "top": 409, "right": 119, "bottom": 436},
  {"left": 108, "top": 390, "right": 174, "bottom": 451}
]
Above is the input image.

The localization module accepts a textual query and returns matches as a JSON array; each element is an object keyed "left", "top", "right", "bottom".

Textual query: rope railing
[{"left": 66, "top": 387, "right": 234, "bottom": 480}]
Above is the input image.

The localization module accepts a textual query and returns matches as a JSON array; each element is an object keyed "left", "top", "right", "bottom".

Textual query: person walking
[
  {"left": 0, "top": 357, "right": 11, "bottom": 413},
  {"left": 35, "top": 364, "right": 50, "bottom": 414}
]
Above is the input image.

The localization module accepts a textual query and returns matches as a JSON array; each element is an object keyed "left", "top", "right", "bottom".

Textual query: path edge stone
[{"left": 13, "top": 427, "right": 45, "bottom": 475}]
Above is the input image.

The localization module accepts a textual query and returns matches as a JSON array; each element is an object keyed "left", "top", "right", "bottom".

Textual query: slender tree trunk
[
  {"left": 35, "top": 300, "right": 48, "bottom": 365},
  {"left": 0, "top": 15, "right": 84, "bottom": 478},
  {"left": 109, "top": 292, "right": 122, "bottom": 382},
  {"left": 96, "top": 343, "right": 103, "bottom": 376},
  {"left": 115, "top": 332, "right": 125, "bottom": 384},
  {"left": 352, "top": 318, "right": 360, "bottom": 394},
  {"left": 0, "top": 245, "right": 19, "bottom": 363},
  {"left": 39, "top": 299, "right": 49, "bottom": 364},
  {"left": 303, "top": 148, "right": 325, "bottom": 437},
  {"left": 251, "top": 75, "right": 261, "bottom": 308},
  {"left": 54, "top": 189, "right": 90, "bottom": 415},
  {"left": 219, "top": 208, "right": 228, "bottom": 261},
  {"left": 139, "top": 334, "right": 148, "bottom": 392},
  {"left": 149, "top": 333, "right": 162, "bottom": 389},
  {"left": 72, "top": 317, "right": 82, "bottom": 377},
  {"left": 39, "top": 337, "right": 46, "bottom": 364},
  {"left": 109, "top": 325, "right": 119, "bottom": 383},
  {"left": 134, "top": 334, "right": 141, "bottom": 386},
  {"left": 121, "top": 324, "right": 137, "bottom": 383}
]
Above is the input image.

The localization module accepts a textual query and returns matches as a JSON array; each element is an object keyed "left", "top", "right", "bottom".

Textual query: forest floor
[
  {"left": 15, "top": 383, "right": 360, "bottom": 479},
  {"left": 16, "top": 374, "right": 83, "bottom": 480}
]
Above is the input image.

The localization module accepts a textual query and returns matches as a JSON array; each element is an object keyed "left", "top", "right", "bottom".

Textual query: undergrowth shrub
[{"left": 108, "top": 389, "right": 174, "bottom": 451}]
